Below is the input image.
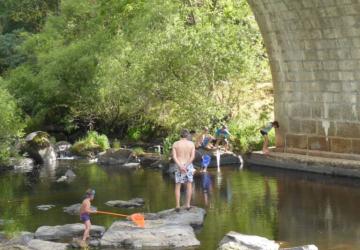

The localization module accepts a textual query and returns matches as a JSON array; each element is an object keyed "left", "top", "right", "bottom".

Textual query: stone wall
[{"left": 247, "top": 0, "right": 360, "bottom": 155}]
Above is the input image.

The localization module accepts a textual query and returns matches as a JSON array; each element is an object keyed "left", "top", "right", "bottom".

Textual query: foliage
[
  {"left": 1, "top": 0, "right": 271, "bottom": 141},
  {"left": 71, "top": 131, "right": 109, "bottom": 156},
  {"left": 0, "top": 0, "right": 59, "bottom": 33},
  {"left": 0, "top": 80, "right": 24, "bottom": 162},
  {"left": 228, "top": 82, "right": 274, "bottom": 153},
  {"left": 162, "top": 132, "right": 180, "bottom": 159},
  {"left": 0, "top": 31, "right": 27, "bottom": 74}
]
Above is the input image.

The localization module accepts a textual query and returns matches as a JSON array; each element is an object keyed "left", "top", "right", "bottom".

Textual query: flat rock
[
  {"left": 218, "top": 231, "right": 279, "bottom": 250},
  {"left": 281, "top": 245, "right": 318, "bottom": 250},
  {"left": 122, "top": 162, "right": 140, "bottom": 168},
  {"left": 4, "top": 232, "right": 34, "bottom": 246},
  {"left": 0, "top": 244, "right": 29, "bottom": 250},
  {"left": 194, "top": 148, "right": 241, "bottom": 167},
  {"left": 63, "top": 203, "right": 97, "bottom": 215},
  {"left": 144, "top": 206, "right": 206, "bottom": 229},
  {"left": 100, "top": 220, "right": 200, "bottom": 249},
  {"left": 34, "top": 223, "right": 105, "bottom": 241},
  {"left": 105, "top": 198, "right": 145, "bottom": 208},
  {"left": 27, "top": 239, "right": 68, "bottom": 250},
  {"left": 37, "top": 205, "right": 55, "bottom": 211}
]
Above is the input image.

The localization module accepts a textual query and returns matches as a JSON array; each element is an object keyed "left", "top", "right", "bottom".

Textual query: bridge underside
[{"left": 248, "top": 0, "right": 360, "bottom": 156}]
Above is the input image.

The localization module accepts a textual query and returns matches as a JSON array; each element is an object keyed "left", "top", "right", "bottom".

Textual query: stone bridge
[{"left": 248, "top": 0, "right": 360, "bottom": 157}]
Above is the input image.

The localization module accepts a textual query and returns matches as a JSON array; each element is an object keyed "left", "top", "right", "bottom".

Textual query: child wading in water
[
  {"left": 260, "top": 121, "right": 279, "bottom": 155},
  {"left": 79, "top": 189, "right": 96, "bottom": 247}
]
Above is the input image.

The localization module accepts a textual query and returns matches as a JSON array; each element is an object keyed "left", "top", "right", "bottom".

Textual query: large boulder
[
  {"left": 27, "top": 239, "right": 68, "bottom": 250},
  {"left": 194, "top": 148, "right": 241, "bottom": 167},
  {"left": 139, "top": 154, "right": 161, "bottom": 168},
  {"left": 100, "top": 220, "right": 200, "bottom": 249},
  {"left": 63, "top": 203, "right": 97, "bottom": 215},
  {"left": 218, "top": 231, "right": 279, "bottom": 250},
  {"left": 98, "top": 149, "right": 133, "bottom": 165},
  {"left": 145, "top": 207, "right": 206, "bottom": 229},
  {"left": 34, "top": 223, "right": 105, "bottom": 241},
  {"left": 105, "top": 198, "right": 145, "bottom": 208},
  {"left": 23, "top": 132, "right": 56, "bottom": 165}
]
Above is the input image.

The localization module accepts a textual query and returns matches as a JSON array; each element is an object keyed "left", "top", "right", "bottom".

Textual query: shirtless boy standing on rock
[{"left": 172, "top": 129, "right": 195, "bottom": 212}]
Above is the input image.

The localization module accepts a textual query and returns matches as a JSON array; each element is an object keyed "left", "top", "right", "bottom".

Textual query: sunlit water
[{"left": 1, "top": 160, "right": 360, "bottom": 250}]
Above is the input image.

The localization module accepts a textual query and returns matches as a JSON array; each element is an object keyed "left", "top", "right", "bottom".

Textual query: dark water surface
[{"left": 1, "top": 160, "right": 360, "bottom": 250}]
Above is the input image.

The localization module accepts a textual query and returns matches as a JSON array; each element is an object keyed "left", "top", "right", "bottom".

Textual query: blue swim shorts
[{"left": 80, "top": 213, "right": 90, "bottom": 222}]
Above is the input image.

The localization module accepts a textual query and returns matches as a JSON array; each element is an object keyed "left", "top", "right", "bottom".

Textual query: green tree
[{"left": 0, "top": 79, "right": 24, "bottom": 162}]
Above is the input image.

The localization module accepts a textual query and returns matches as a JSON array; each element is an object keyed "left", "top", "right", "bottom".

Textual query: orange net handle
[
  {"left": 96, "top": 210, "right": 145, "bottom": 228},
  {"left": 96, "top": 210, "right": 128, "bottom": 217}
]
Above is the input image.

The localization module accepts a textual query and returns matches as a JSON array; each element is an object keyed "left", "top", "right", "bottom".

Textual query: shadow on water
[{"left": 0, "top": 161, "right": 360, "bottom": 249}]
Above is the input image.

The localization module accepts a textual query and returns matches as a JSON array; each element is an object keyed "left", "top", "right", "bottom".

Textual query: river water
[{"left": 0, "top": 160, "right": 359, "bottom": 250}]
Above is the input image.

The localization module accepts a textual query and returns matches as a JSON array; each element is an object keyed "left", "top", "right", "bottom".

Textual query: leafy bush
[
  {"left": 71, "top": 131, "right": 110, "bottom": 156},
  {"left": 162, "top": 132, "right": 179, "bottom": 159},
  {"left": 229, "top": 118, "right": 275, "bottom": 154}
]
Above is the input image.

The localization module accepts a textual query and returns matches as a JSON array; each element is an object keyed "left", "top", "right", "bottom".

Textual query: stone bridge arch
[{"left": 247, "top": 0, "right": 360, "bottom": 156}]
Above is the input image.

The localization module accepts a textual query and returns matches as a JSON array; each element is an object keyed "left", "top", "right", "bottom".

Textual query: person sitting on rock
[
  {"left": 215, "top": 125, "right": 231, "bottom": 151},
  {"left": 260, "top": 121, "right": 279, "bottom": 155},
  {"left": 197, "top": 127, "right": 215, "bottom": 150},
  {"left": 79, "top": 189, "right": 96, "bottom": 247}
]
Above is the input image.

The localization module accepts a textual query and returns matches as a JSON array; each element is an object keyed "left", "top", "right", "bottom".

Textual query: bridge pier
[{"left": 247, "top": 0, "right": 360, "bottom": 157}]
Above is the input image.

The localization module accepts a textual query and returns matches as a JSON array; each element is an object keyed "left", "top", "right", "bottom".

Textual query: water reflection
[{"left": 0, "top": 162, "right": 360, "bottom": 249}]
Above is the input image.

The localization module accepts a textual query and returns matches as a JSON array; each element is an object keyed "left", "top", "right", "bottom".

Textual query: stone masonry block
[
  {"left": 330, "top": 138, "right": 352, "bottom": 154},
  {"left": 289, "top": 119, "right": 301, "bottom": 133},
  {"left": 336, "top": 122, "right": 360, "bottom": 138},
  {"left": 286, "top": 134, "right": 308, "bottom": 150},
  {"left": 316, "top": 121, "right": 336, "bottom": 137},
  {"left": 308, "top": 136, "right": 330, "bottom": 151},
  {"left": 353, "top": 140, "right": 360, "bottom": 154},
  {"left": 301, "top": 120, "right": 317, "bottom": 134},
  {"left": 289, "top": 104, "right": 311, "bottom": 118}
]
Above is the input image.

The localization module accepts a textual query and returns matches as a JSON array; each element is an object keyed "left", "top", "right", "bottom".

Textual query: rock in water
[
  {"left": 63, "top": 204, "right": 97, "bottom": 215},
  {"left": 194, "top": 148, "right": 241, "bottom": 167},
  {"left": 145, "top": 207, "right": 206, "bottom": 229},
  {"left": 23, "top": 131, "right": 56, "bottom": 165},
  {"left": 54, "top": 141, "right": 72, "bottom": 158},
  {"left": 27, "top": 239, "right": 68, "bottom": 250},
  {"left": 105, "top": 198, "right": 145, "bottom": 208},
  {"left": 281, "top": 245, "right": 318, "bottom": 250},
  {"left": 98, "top": 149, "right": 133, "bottom": 165},
  {"left": 122, "top": 162, "right": 140, "bottom": 168},
  {"left": 64, "top": 169, "right": 76, "bottom": 178},
  {"left": 3, "top": 232, "right": 34, "bottom": 246},
  {"left": 218, "top": 231, "right": 279, "bottom": 250},
  {"left": 36, "top": 205, "right": 55, "bottom": 211},
  {"left": 100, "top": 220, "right": 200, "bottom": 249},
  {"left": 34, "top": 223, "right": 105, "bottom": 241},
  {"left": 56, "top": 176, "right": 67, "bottom": 183}
]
